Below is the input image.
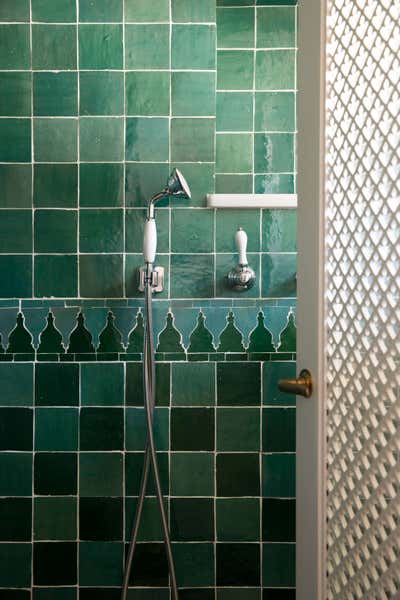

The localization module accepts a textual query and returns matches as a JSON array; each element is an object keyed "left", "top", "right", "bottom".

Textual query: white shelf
[{"left": 206, "top": 193, "right": 297, "bottom": 209}]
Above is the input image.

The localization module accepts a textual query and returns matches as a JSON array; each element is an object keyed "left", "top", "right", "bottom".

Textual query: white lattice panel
[{"left": 325, "top": 0, "right": 400, "bottom": 598}]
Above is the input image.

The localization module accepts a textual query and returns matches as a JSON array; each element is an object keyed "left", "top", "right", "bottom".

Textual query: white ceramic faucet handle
[
  {"left": 235, "top": 228, "right": 248, "bottom": 266},
  {"left": 143, "top": 218, "right": 157, "bottom": 264}
]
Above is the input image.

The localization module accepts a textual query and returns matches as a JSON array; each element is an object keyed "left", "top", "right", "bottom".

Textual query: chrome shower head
[{"left": 148, "top": 168, "right": 191, "bottom": 217}]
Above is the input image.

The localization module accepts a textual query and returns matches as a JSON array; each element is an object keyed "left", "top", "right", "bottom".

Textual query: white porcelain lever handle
[
  {"left": 235, "top": 228, "right": 248, "bottom": 266},
  {"left": 143, "top": 218, "right": 157, "bottom": 264}
]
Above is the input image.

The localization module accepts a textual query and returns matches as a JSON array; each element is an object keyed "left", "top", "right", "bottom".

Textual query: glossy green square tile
[
  {"left": 172, "top": 72, "right": 215, "bottom": 117},
  {"left": 80, "top": 407, "right": 123, "bottom": 450},
  {"left": 126, "top": 208, "right": 168, "bottom": 253},
  {"left": 0, "top": 543, "right": 31, "bottom": 587},
  {"left": 257, "top": 7, "right": 296, "bottom": 48},
  {"left": 217, "top": 408, "right": 260, "bottom": 451},
  {"left": 35, "top": 363, "right": 79, "bottom": 406},
  {"left": 125, "top": 163, "right": 170, "bottom": 208},
  {"left": 80, "top": 72, "right": 124, "bottom": 116},
  {"left": 81, "top": 363, "right": 124, "bottom": 406},
  {"left": 261, "top": 254, "right": 297, "bottom": 298},
  {"left": 34, "top": 209, "right": 77, "bottom": 253},
  {"left": 34, "top": 118, "right": 77, "bottom": 162},
  {"left": 0, "top": 165, "right": 32, "bottom": 208},
  {"left": 0, "top": 408, "right": 33, "bottom": 451},
  {"left": 262, "top": 498, "right": 295, "bottom": 542},
  {"left": 34, "top": 452, "right": 77, "bottom": 495},
  {"left": 171, "top": 498, "right": 214, "bottom": 541},
  {"left": 33, "top": 541, "right": 77, "bottom": 585},
  {"left": 79, "top": 254, "right": 123, "bottom": 298},
  {"left": 125, "top": 452, "right": 169, "bottom": 496},
  {"left": 34, "top": 255, "right": 78, "bottom": 297},
  {"left": 35, "top": 408, "right": 78, "bottom": 451},
  {"left": 0, "top": 25, "right": 30, "bottom": 69},
  {"left": 216, "top": 498, "right": 260, "bottom": 540},
  {"left": 125, "top": 24, "right": 169, "bottom": 69},
  {"left": 172, "top": 363, "right": 215, "bottom": 405},
  {"left": 126, "top": 71, "right": 170, "bottom": 117},
  {"left": 215, "top": 174, "right": 253, "bottom": 194},
  {"left": 216, "top": 133, "right": 252, "bottom": 173},
  {"left": 216, "top": 92, "right": 253, "bottom": 132},
  {"left": 79, "top": 0, "right": 122, "bottom": 22},
  {"left": 0, "top": 73, "right": 31, "bottom": 117},
  {"left": 170, "top": 453, "right": 214, "bottom": 496},
  {"left": 0, "top": 256, "right": 32, "bottom": 297},
  {"left": 262, "top": 209, "right": 297, "bottom": 252},
  {"left": 170, "top": 254, "right": 214, "bottom": 298},
  {"left": 254, "top": 133, "right": 294, "bottom": 173},
  {"left": 171, "top": 163, "right": 215, "bottom": 208},
  {"left": 126, "top": 407, "right": 169, "bottom": 451},
  {"left": 34, "top": 164, "right": 77, "bottom": 208},
  {"left": 171, "top": 408, "right": 214, "bottom": 451},
  {"left": 262, "top": 453, "right": 295, "bottom": 497},
  {"left": 216, "top": 209, "right": 260, "bottom": 252},
  {"left": 34, "top": 497, "right": 77, "bottom": 541},
  {"left": 217, "top": 543, "right": 260, "bottom": 586},
  {"left": 79, "top": 542, "right": 123, "bottom": 586},
  {"left": 0, "top": 364, "right": 33, "bottom": 406},
  {"left": 125, "top": 0, "right": 169, "bottom": 21},
  {"left": 172, "top": 25, "right": 216, "bottom": 70},
  {"left": 32, "top": 0, "right": 76, "bottom": 22},
  {"left": 126, "top": 117, "right": 169, "bottom": 162},
  {"left": 0, "top": 453, "right": 32, "bottom": 496},
  {"left": 32, "top": 25, "right": 77, "bottom": 69},
  {"left": 0, "top": 0, "right": 30, "bottom": 21},
  {"left": 256, "top": 50, "right": 295, "bottom": 90},
  {"left": 79, "top": 24, "right": 123, "bottom": 69},
  {"left": 263, "top": 407, "right": 295, "bottom": 452},
  {"left": 217, "top": 453, "right": 260, "bottom": 496},
  {"left": 255, "top": 92, "right": 295, "bottom": 132},
  {"left": 174, "top": 543, "right": 215, "bottom": 588},
  {"left": 216, "top": 253, "right": 260, "bottom": 299},
  {"left": 217, "top": 363, "right": 261, "bottom": 406},
  {"left": 217, "top": 7, "right": 254, "bottom": 48},
  {"left": 80, "top": 117, "right": 124, "bottom": 161},
  {"left": 217, "top": 51, "right": 254, "bottom": 90},
  {"left": 217, "top": 591, "right": 260, "bottom": 600},
  {"left": 263, "top": 362, "right": 296, "bottom": 406},
  {"left": 262, "top": 543, "right": 295, "bottom": 587},
  {"left": 80, "top": 452, "right": 123, "bottom": 496},
  {"left": 171, "top": 118, "right": 215, "bottom": 163},
  {"left": 254, "top": 174, "right": 294, "bottom": 194},
  {"left": 171, "top": 209, "right": 214, "bottom": 253},
  {"left": 34, "top": 589, "right": 77, "bottom": 600},
  {"left": 0, "top": 119, "right": 31, "bottom": 162},
  {"left": 125, "top": 253, "right": 169, "bottom": 298},
  {"left": 80, "top": 163, "right": 123, "bottom": 207},
  {"left": 33, "top": 72, "right": 77, "bottom": 117},
  {"left": 80, "top": 208, "right": 123, "bottom": 253},
  {"left": 0, "top": 498, "right": 31, "bottom": 541},
  {"left": 125, "top": 497, "right": 166, "bottom": 542},
  {"left": 172, "top": 0, "right": 215, "bottom": 22},
  {"left": 0, "top": 210, "right": 31, "bottom": 252}
]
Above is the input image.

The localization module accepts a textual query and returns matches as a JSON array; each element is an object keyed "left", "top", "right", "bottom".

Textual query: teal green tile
[
  {"left": 262, "top": 453, "right": 295, "bottom": 497},
  {"left": 217, "top": 92, "right": 253, "bottom": 132},
  {"left": 80, "top": 453, "right": 123, "bottom": 496},
  {"left": 125, "top": 0, "right": 169, "bottom": 21},
  {"left": 32, "top": 25, "right": 77, "bottom": 69},
  {"left": 125, "top": 208, "right": 169, "bottom": 253},
  {"left": 80, "top": 117, "right": 124, "bottom": 161},
  {"left": 257, "top": 7, "right": 296, "bottom": 48},
  {"left": 261, "top": 254, "right": 296, "bottom": 298},
  {"left": 171, "top": 163, "right": 215, "bottom": 208},
  {"left": 215, "top": 174, "right": 253, "bottom": 194},
  {"left": 172, "top": 0, "right": 215, "bottom": 22},
  {"left": 171, "top": 453, "right": 214, "bottom": 496},
  {"left": 34, "top": 255, "right": 77, "bottom": 298},
  {"left": 216, "top": 498, "right": 260, "bottom": 540},
  {"left": 263, "top": 361, "right": 296, "bottom": 406},
  {"left": 125, "top": 24, "right": 169, "bottom": 69},
  {"left": 172, "top": 25, "right": 216, "bottom": 70},
  {"left": 0, "top": 210, "right": 32, "bottom": 253},
  {"left": 174, "top": 543, "right": 215, "bottom": 587},
  {"left": 0, "top": 543, "right": 31, "bottom": 587},
  {"left": 217, "top": 7, "right": 254, "bottom": 48},
  {"left": 126, "top": 71, "right": 170, "bottom": 116},
  {"left": 0, "top": 364, "right": 33, "bottom": 406},
  {"left": 216, "top": 133, "right": 252, "bottom": 173},
  {"left": 0, "top": 0, "right": 30, "bottom": 21},
  {"left": 216, "top": 253, "right": 260, "bottom": 299},
  {"left": 125, "top": 452, "right": 169, "bottom": 495},
  {"left": 255, "top": 92, "right": 295, "bottom": 131},
  {"left": 172, "top": 72, "right": 216, "bottom": 117},
  {"left": 0, "top": 73, "right": 31, "bottom": 116},
  {"left": 172, "top": 363, "right": 215, "bottom": 405},
  {"left": 0, "top": 119, "right": 31, "bottom": 162},
  {"left": 81, "top": 363, "right": 124, "bottom": 406},
  {"left": 79, "top": 24, "right": 123, "bottom": 69},
  {"left": 0, "top": 256, "right": 32, "bottom": 298},
  {"left": 80, "top": 72, "right": 124, "bottom": 116},
  {"left": 34, "top": 164, "right": 77, "bottom": 208},
  {"left": 216, "top": 209, "right": 260, "bottom": 252},
  {"left": 254, "top": 133, "right": 294, "bottom": 173},
  {"left": 32, "top": 0, "right": 76, "bottom": 22},
  {"left": 79, "top": 0, "right": 123, "bottom": 22},
  {"left": 217, "top": 408, "right": 260, "bottom": 451},
  {"left": 254, "top": 174, "right": 294, "bottom": 194},
  {"left": 125, "top": 163, "right": 170, "bottom": 208},
  {"left": 79, "top": 254, "right": 123, "bottom": 298},
  {"left": 256, "top": 50, "right": 295, "bottom": 90},
  {"left": 126, "top": 407, "right": 169, "bottom": 451},
  {"left": 171, "top": 254, "right": 214, "bottom": 298},
  {"left": 0, "top": 165, "right": 32, "bottom": 208},
  {"left": 171, "top": 209, "right": 214, "bottom": 253},
  {"left": 126, "top": 117, "right": 169, "bottom": 162},
  {"left": 263, "top": 407, "right": 295, "bottom": 452},
  {"left": 0, "top": 25, "right": 30, "bottom": 69},
  {"left": 80, "top": 163, "right": 123, "bottom": 207},
  {"left": 262, "top": 209, "right": 297, "bottom": 252},
  {"left": 79, "top": 542, "right": 123, "bottom": 586},
  {"left": 217, "top": 50, "right": 254, "bottom": 90},
  {"left": 171, "top": 118, "right": 215, "bottom": 163},
  {"left": 35, "top": 408, "right": 78, "bottom": 451},
  {"left": 125, "top": 254, "right": 169, "bottom": 299},
  {"left": 35, "top": 210, "right": 77, "bottom": 253},
  {"left": 34, "top": 497, "right": 77, "bottom": 541},
  {"left": 0, "top": 453, "right": 32, "bottom": 495},
  {"left": 262, "top": 543, "right": 295, "bottom": 587},
  {"left": 34, "top": 118, "right": 77, "bottom": 162},
  {"left": 80, "top": 209, "right": 123, "bottom": 253},
  {"left": 33, "top": 72, "right": 77, "bottom": 117}
]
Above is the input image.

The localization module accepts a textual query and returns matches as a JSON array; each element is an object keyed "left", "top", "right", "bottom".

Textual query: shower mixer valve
[{"left": 226, "top": 228, "right": 256, "bottom": 292}]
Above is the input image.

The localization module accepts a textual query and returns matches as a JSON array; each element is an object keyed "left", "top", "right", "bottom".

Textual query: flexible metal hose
[{"left": 121, "top": 277, "right": 179, "bottom": 600}]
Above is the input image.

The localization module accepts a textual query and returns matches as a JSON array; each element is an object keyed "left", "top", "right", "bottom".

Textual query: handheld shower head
[{"left": 148, "top": 168, "right": 191, "bottom": 217}]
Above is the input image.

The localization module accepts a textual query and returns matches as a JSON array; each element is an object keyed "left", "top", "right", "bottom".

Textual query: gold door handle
[{"left": 278, "top": 369, "right": 313, "bottom": 398}]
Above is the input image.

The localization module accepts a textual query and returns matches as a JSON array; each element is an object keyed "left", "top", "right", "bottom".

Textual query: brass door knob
[{"left": 278, "top": 369, "right": 313, "bottom": 398}]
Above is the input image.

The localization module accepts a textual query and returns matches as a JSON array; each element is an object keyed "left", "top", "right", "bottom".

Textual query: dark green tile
[
  {"left": 216, "top": 133, "right": 253, "bottom": 173},
  {"left": 263, "top": 407, "right": 295, "bottom": 452},
  {"left": 255, "top": 174, "right": 294, "bottom": 194},
  {"left": 171, "top": 209, "right": 214, "bottom": 253},
  {"left": 34, "top": 164, "right": 77, "bottom": 208},
  {"left": 126, "top": 117, "right": 169, "bottom": 162},
  {"left": 217, "top": 498, "right": 260, "bottom": 541},
  {"left": 125, "top": 24, "right": 169, "bottom": 69},
  {"left": 34, "top": 255, "right": 77, "bottom": 298},
  {"left": 256, "top": 50, "right": 295, "bottom": 90},
  {"left": 262, "top": 453, "right": 295, "bottom": 497},
  {"left": 34, "top": 209, "right": 77, "bottom": 253},
  {"left": 125, "top": 208, "right": 169, "bottom": 253},
  {"left": 32, "top": 0, "right": 76, "bottom": 22},
  {"left": 0, "top": 453, "right": 32, "bottom": 496},
  {"left": 0, "top": 119, "right": 31, "bottom": 162},
  {"left": 79, "top": 24, "right": 123, "bottom": 69},
  {"left": 33, "top": 542, "right": 77, "bottom": 585},
  {"left": 128, "top": 542, "right": 168, "bottom": 586},
  {"left": 261, "top": 254, "right": 297, "bottom": 298},
  {"left": 79, "top": 0, "right": 123, "bottom": 22},
  {"left": 171, "top": 118, "right": 215, "bottom": 162},
  {"left": 80, "top": 497, "right": 123, "bottom": 540},
  {"left": 217, "top": 543, "right": 260, "bottom": 586},
  {"left": 125, "top": 0, "right": 169, "bottom": 22},
  {"left": 34, "top": 118, "right": 77, "bottom": 162},
  {"left": 174, "top": 543, "right": 215, "bottom": 588},
  {"left": 0, "top": 408, "right": 32, "bottom": 450},
  {"left": 172, "top": 0, "right": 215, "bottom": 22},
  {"left": 80, "top": 452, "right": 123, "bottom": 496},
  {"left": 0, "top": 25, "right": 30, "bottom": 69},
  {"left": 80, "top": 163, "right": 123, "bottom": 207},
  {"left": 35, "top": 408, "right": 78, "bottom": 451},
  {"left": 170, "top": 254, "right": 214, "bottom": 298},
  {"left": 80, "top": 407, "right": 123, "bottom": 451},
  {"left": 257, "top": 7, "right": 296, "bottom": 48},
  {"left": 125, "top": 496, "right": 165, "bottom": 542},
  {"left": 263, "top": 361, "right": 296, "bottom": 406},
  {"left": 263, "top": 588, "right": 295, "bottom": 600},
  {"left": 125, "top": 452, "right": 169, "bottom": 496},
  {"left": 217, "top": 591, "right": 260, "bottom": 600},
  {"left": 215, "top": 174, "right": 253, "bottom": 194},
  {"left": 217, "top": 50, "right": 254, "bottom": 90},
  {"left": 0, "top": 498, "right": 31, "bottom": 541},
  {"left": 172, "top": 72, "right": 215, "bottom": 117},
  {"left": 126, "top": 407, "right": 169, "bottom": 451},
  {"left": 79, "top": 541, "right": 123, "bottom": 586},
  {"left": 35, "top": 363, "right": 79, "bottom": 406},
  {"left": 34, "top": 452, "right": 77, "bottom": 495},
  {"left": 217, "top": 362, "right": 261, "bottom": 406},
  {"left": 172, "top": 363, "right": 215, "bottom": 406},
  {"left": 171, "top": 453, "right": 214, "bottom": 496},
  {"left": 262, "top": 209, "right": 297, "bottom": 252},
  {"left": 217, "top": 453, "right": 260, "bottom": 497},
  {"left": 216, "top": 209, "right": 260, "bottom": 252},
  {"left": 171, "top": 408, "right": 214, "bottom": 451},
  {"left": 0, "top": 363, "right": 33, "bottom": 406},
  {"left": 34, "top": 590, "right": 77, "bottom": 600},
  {"left": 171, "top": 163, "right": 215, "bottom": 208},
  {"left": 262, "top": 543, "right": 295, "bottom": 587},
  {"left": 34, "top": 497, "right": 77, "bottom": 540},
  {"left": 254, "top": 133, "right": 294, "bottom": 173},
  {"left": 33, "top": 72, "right": 77, "bottom": 117},
  {"left": 0, "top": 256, "right": 32, "bottom": 298},
  {"left": 217, "top": 408, "right": 260, "bottom": 451},
  {"left": 125, "top": 163, "right": 170, "bottom": 208},
  {"left": 0, "top": 0, "right": 30, "bottom": 21},
  {"left": 80, "top": 254, "right": 123, "bottom": 298},
  {"left": 217, "top": 7, "right": 254, "bottom": 48},
  {"left": 0, "top": 73, "right": 31, "bottom": 116},
  {"left": 32, "top": 25, "right": 77, "bottom": 69},
  {"left": 0, "top": 543, "right": 31, "bottom": 587},
  {"left": 80, "top": 209, "right": 123, "bottom": 253},
  {"left": 80, "top": 117, "right": 124, "bottom": 161},
  {"left": 262, "top": 498, "right": 295, "bottom": 542},
  {"left": 80, "top": 72, "right": 124, "bottom": 116},
  {"left": 172, "top": 25, "right": 216, "bottom": 69},
  {"left": 217, "top": 92, "right": 253, "bottom": 132},
  {"left": 81, "top": 363, "right": 124, "bottom": 406},
  {"left": 171, "top": 498, "right": 214, "bottom": 541},
  {"left": 0, "top": 210, "right": 32, "bottom": 252},
  {"left": 0, "top": 165, "right": 32, "bottom": 208},
  {"left": 255, "top": 92, "right": 295, "bottom": 131},
  {"left": 126, "top": 71, "right": 170, "bottom": 116}
]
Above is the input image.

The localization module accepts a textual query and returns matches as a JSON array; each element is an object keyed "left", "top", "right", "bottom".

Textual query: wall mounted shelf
[{"left": 206, "top": 194, "right": 297, "bottom": 209}]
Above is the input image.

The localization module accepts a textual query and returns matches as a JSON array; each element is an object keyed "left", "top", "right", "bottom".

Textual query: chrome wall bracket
[{"left": 138, "top": 266, "right": 165, "bottom": 293}]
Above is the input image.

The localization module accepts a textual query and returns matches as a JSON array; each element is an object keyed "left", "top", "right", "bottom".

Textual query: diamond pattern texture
[{"left": 325, "top": 1, "right": 400, "bottom": 598}]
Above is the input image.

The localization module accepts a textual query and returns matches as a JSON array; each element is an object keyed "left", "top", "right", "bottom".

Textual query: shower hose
[{"left": 121, "top": 268, "right": 179, "bottom": 600}]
